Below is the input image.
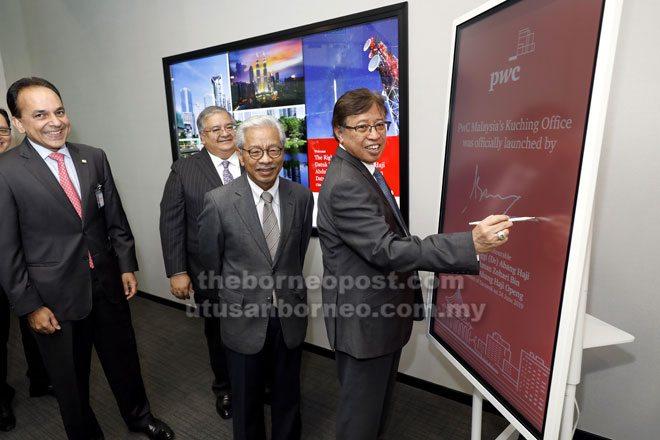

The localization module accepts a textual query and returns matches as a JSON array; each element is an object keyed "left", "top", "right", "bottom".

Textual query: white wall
[{"left": 1, "top": 0, "right": 658, "bottom": 438}]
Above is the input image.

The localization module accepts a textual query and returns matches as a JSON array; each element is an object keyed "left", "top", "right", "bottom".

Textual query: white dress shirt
[
  {"left": 30, "top": 140, "right": 82, "bottom": 197},
  {"left": 246, "top": 175, "right": 281, "bottom": 228},
  {"left": 339, "top": 144, "right": 377, "bottom": 180},
  {"left": 209, "top": 150, "right": 241, "bottom": 184},
  {"left": 246, "top": 175, "right": 281, "bottom": 304}
]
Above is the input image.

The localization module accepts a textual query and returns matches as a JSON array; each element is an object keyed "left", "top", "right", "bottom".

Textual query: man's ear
[
  {"left": 333, "top": 126, "right": 344, "bottom": 144},
  {"left": 12, "top": 116, "right": 26, "bottom": 134},
  {"left": 237, "top": 149, "right": 245, "bottom": 167}
]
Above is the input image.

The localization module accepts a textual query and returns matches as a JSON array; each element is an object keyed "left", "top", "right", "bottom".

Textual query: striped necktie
[
  {"left": 49, "top": 152, "right": 94, "bottom": 269},
  {"left": 261, "top": 191, "right": 279, "bottom": 259}
]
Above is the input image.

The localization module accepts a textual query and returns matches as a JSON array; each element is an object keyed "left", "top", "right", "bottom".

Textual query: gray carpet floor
[{"left": 3, "top": 296, "right": 509, "bottom": 439}]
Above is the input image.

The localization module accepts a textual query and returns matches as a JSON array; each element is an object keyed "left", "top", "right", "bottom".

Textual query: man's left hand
[{"left": 122, "top": 272, "right": 138, "bottom": 299}]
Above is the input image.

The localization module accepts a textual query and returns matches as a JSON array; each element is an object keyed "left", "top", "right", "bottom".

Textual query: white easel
[{"left": 470, "top": 227, "right": 634, "bottom": 440}]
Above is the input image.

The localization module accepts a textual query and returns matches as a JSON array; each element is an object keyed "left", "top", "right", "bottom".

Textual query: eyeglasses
[
  {"left": 0, "top": 128, "right": 10, "bottom": 137},
  {"left": 242, "top": 147, "right": 284, "bottom": 160},
  {"left": 342, "top": 121, "right": 391, "bottom": 134},
  {"left": 204, "top": 125, "right": 235, "bottom": 135}
]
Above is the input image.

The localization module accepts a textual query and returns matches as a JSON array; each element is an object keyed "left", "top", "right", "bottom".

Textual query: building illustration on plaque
[
  {"left": 435, "top": 289, "right": 550, "bottom": 425},
  {"left": 509, "top": 28, "right": 536, "bottom": 61}
]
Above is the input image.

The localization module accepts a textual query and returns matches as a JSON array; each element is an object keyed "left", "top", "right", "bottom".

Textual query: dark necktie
[
  {"left": 49, "top": 152, "right": 94, "bottom": 269},
  {"left": 373, "top": 168, "right": 406, "bottom": 232},
  {"left": 373, "top": 167, "right": 424, "bottom": 318}
]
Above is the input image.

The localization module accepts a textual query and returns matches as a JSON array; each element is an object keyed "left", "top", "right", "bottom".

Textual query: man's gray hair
[
  {"left": 196, "top": 106, "right": 233, "bottom": 134},
  {"left": 236, "top": 115, "right": 286, "bottom": 150}
]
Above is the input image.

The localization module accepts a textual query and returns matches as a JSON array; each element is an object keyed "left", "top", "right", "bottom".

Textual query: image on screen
[{"left": 162, "top": 4, "right": 408, "bottom": 228}]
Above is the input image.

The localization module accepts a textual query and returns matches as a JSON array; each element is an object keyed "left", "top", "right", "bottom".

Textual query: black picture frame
[{"left": 162, "top": 3, "right": 409, "bottom": 228}]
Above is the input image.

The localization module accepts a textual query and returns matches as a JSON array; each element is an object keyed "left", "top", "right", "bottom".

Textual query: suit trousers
[
  {"left": 31, "top": 269, "right": 152, "bottom": 439},
  {"left": 0, "top": 291, "right": 13, "bottom": 400},
  {"left": 0, "top": 290, "right": 50, "bottom": 400},
  {"left": 196, "top": 298, "right": 231, "bottom": 396},
  {"left": 18, "top": 314, "right": 50, "bottom": 388},
  {"left": 335, "top": 349, "right": 402, "bottom": 440},
  {"left": 225, "top": 308, "right": 302, "bottom": 440}
]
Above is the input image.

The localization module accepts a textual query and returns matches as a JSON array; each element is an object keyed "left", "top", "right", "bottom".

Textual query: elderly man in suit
[
  {"left": 0, "top": 77, "right": 174, "bottom": 440},
  {"left": 159, "top": 106, "right": 240, "bottom": 419},
  {"left": 317, "top": 88, "right": 513, "bottom": 439},
  {"left": 0, "top": 108, "right": 53, "bottom": 433},
  {"left": 198, "top": 115, "right": 313, "bottom": 440}
]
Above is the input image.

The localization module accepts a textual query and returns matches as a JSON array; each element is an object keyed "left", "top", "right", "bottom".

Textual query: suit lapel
[
  {"left": 335, "top": 147, "right": 408, "bottom": 235},
  {"left": 273, "top": 178, "right": 294, "bottom": 266},
  {"left": 196, "top": 148, "right": 224, "bottom": 188},
  {"left": 20, "top": 139, "right": 81, "bottom": 223},
  {"left": 232, "top": 175, "right": 272, "bottom": 263},
  {"left": 68, "top": 144, "right": 91, "bottom": 223}
]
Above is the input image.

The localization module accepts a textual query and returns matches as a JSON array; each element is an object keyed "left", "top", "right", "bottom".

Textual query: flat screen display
[
  {"left": 162, "top": 4, "right": 408, "bottom": 228},
  {"left": 429, "top": 0, "right": 605, "bottom": 436}
]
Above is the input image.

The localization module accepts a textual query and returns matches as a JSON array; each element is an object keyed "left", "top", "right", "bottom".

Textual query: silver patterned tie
[
  {"left": 261, "top": 191, "right": 279, "bottom": 259},
  {"left": 221, "top": 160, "right": 234, "bottom": 184}
]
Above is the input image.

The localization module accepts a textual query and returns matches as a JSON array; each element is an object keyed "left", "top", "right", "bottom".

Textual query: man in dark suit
[
  {"left": 198, "top": 115, "right": 313, "bottom": 440},
  {"left": 0, "top": 77, "right": 174, "bottom": 440},
  {"left": 159, "top": 106, "right": 240, "bottom": 419},
  {"left": 317, "top": 88, "right": 513, "bottom": 439},
  {"left": 0, "top": 107, "right": 53, "bottom": 433}
]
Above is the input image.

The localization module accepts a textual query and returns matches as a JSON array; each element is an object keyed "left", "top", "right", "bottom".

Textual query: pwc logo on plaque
[{"left": 488, "top": 28, "right": 536, "bottom": 92}]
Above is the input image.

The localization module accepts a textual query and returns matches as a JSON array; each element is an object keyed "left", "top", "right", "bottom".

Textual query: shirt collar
[
  {"left": 339, "top": 144, "right": 376, "bottom": 175},
  {"left": 246, "top": 174, "right": 280, "bottom": 206},
  {"left": 208, "top": 149, "right": 239, "bottom": 169},
  {"left": 29, "top": 139, "right": 71, "bottom": 161}
]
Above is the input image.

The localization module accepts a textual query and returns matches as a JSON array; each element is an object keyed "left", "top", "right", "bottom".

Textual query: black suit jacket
[
  {"left": 317, "top": 147, "right": 479, "bottom": 359},
  {"left": 159, "top": 148, "right": 243, "bottom": 301},
  {"left": 0, "top": 138, "right": 138, "bottom": 320}
]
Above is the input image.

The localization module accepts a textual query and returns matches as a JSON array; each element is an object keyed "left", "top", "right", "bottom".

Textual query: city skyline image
[
  {"left": 170, "top": 52, "right": 233, "bottom": 139},
  {"left": 229, "top": 39, "right": 305, "bottom": 110}
]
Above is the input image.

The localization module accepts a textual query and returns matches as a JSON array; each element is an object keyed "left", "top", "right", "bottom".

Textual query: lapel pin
[{"left": 82, "top": 159, "right": 87, "bottom": 163}]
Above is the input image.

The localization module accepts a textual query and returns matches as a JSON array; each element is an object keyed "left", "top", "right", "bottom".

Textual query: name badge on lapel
[{"left": 95, "top": 184, "right": 105, "bottom": 208}]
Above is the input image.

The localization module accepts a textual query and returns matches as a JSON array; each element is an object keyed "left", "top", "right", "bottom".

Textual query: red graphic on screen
[
  {"left": 308, "top": 137, "right": 400, "bottom": 194},
  {"left": 432, "top": 0, "right": 604, "bottom": 433}
]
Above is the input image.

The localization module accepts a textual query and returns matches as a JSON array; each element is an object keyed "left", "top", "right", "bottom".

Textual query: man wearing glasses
[
  {"left": 198, "top": 115, "right": 313, "bottom": 440},
  {"left": 317, "top": 88, "right": 513, "bottom": 439},
  {"left": 160, "top": 106, "right": 240, "bottom": 420},
  {"left": 0, "top": 110, "right": 11, "bottom": 153}
]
